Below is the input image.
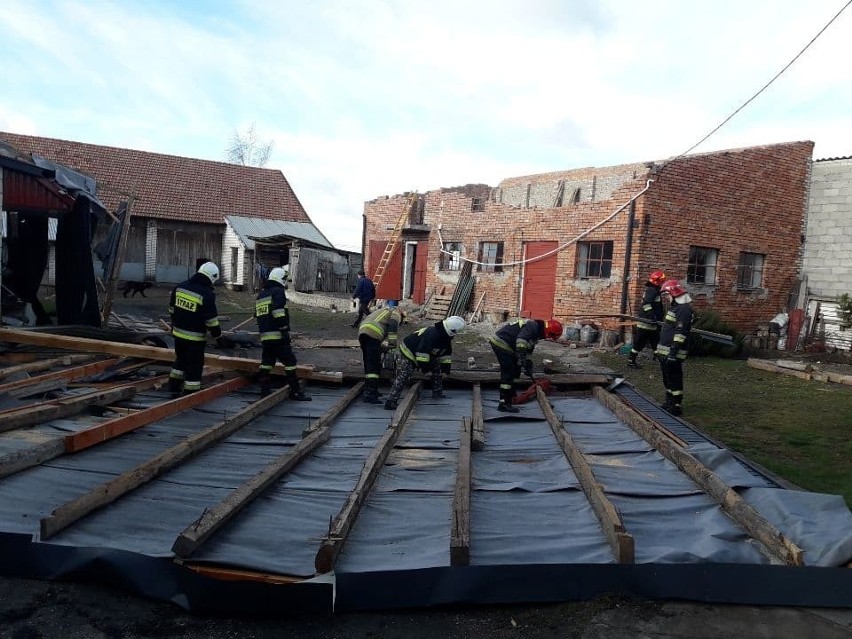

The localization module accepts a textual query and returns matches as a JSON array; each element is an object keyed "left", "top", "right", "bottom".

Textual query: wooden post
[
  {"left": 471, "top": 383, "right": 485, "bottom": 451},
  {"left": 450, "top": 416, "right": 472, "bottom": 565},
  {"left": 314, "top": 382, "right": 422, "bottom": 573},
  {"left": 537, "top": 386, "right": 634, "bottom": 563},
  {"left": 39, "top": 383, "right": 293, "bottom": 541},
  {"left": 591, "top": 386, "right": 804, "bottom": 566},
  {"left": 101, "top": 197, "right": 136, "bottom": 326}
]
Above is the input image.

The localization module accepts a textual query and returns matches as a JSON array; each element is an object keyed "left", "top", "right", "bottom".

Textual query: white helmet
[
  {"left": 442, "top": 315, "right": 465, "bottom": 337},
  {"left": 268, "top": 267, "right": 287, "bottom": 286},
  {"left": 198, "top": 261, "right": 220, "bottom": 284}
]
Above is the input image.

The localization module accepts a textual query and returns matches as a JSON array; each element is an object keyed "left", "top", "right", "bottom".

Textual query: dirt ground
[{"left": 2, "top": 286, "right": 851, "bottom": 638}]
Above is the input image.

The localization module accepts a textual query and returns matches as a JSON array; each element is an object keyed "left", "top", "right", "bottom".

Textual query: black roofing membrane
[{"left": 0, "top": 385, "right": 850, "bottom": 612}]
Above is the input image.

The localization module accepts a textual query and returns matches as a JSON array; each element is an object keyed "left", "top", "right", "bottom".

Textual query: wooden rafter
[
  {"left": 470, "top": 383, "right": 485, "bottom": 452},
  {"left": 450, "top": 416, "right": 472, "bottom": 565}
]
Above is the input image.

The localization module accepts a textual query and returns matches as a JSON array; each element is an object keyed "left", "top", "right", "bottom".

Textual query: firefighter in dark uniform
[
  {"left": 627, "top": 270, "right": 667, "bottom": 368},
  {"left": 255, "top": 266, "right": 311, "bottom": 400},
  {"left": 168, "top": 261, "right": 224, "bottom": 395},
  {"left": 655, "top": 279, "right": 694, "bottom": 416},
  {"left": 358, "top": 306, "right": 403, "bottom": 404},
  {"left": 384, "top": 316, "right": 465, "bottom": 411},
  {"left": 489, "top": 317, "right": 563, "bottom": 412}
]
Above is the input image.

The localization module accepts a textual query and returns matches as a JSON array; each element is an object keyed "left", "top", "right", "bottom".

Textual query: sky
[{"left": 1, "top": 0, "right": 851, "bottom": 252}]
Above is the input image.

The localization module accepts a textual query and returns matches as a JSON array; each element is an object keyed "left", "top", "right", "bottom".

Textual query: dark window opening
[{"left": 577, "top": 241, "right": 613, "bottom": 278}]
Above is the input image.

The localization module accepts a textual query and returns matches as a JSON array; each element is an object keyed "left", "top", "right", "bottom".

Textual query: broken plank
[
  {"left": 0, "top": 358, "right": 121, "bottom": 395},
  {"left": 450, "top": 416, "right": 472, "bottom": 566},
  {"left": 471, "top": 384, "right": 485, "bottom": 452},
  {"left": 0, "top": 382, "right": 151, "bottom": 434},
  {"left": 293, "top": 339, "right": 360, "bottom": 349},
  {"left": 0, "top": 354, "right": 95, "bottom": 380},
  {"left": 64, "top": 376, "right": 250, "bottom": 453},
  {"left": 592, "top": 386, "right": 804, "bottom": 566},
  {"left": 39, "top": 384, "right": 293, "bottom": 541},
  {"left": 0, "top": 439, "right": 66, "bottom": 480},
  {"left": 315, "top": 382, "right": 422, "bottom": 574},
  {"left": 0, "top": 328, "right": 341, "bottom": 383},
  {"left": 173, "top": 383, "right": 364, "bottom": 558},
  {"left": 180, "top": 563, "right": 306, "bottom": 585},
  {"left": 537, "top": 386, "right": 634, "bottom": 564},
  {"left": 747, "top": 358, "right": 812, "bottom": 381}
]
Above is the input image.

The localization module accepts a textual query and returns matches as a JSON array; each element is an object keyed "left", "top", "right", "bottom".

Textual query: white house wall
[{"left": 222, "top": 223, "right": 246, "bottom": 286}]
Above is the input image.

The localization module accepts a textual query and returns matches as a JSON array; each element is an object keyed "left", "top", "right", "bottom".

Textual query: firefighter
[
  {"left": 358, "top": 305, "right": 404, "bottom": 404},
  {"left": 489, "top": 318, "right": 563, "bottom": 413},
  {"left": 627, "top": 270, "right": 667, "bottom": 368},
  {"left": 384, "top": 316, "right": 465, "bottom": 411},
  {"left": 255, "top": 266, "right": 311, "bottom": 400},
  {"left": 655, "top": 279, "right": 694, "bottom": 416},
  {"left": 167, "top": 261, "right": 225, "bottom": 395}
]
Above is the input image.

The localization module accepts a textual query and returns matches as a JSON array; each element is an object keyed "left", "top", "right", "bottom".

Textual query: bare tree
[{"left": 225, "top": 123, "right": 273, "bottom": 167}]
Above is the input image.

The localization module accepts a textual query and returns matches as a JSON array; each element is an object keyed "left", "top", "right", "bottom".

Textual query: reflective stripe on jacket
[
  {"left": 359, "top": 307, "right": 402, "bottom": 343},
  {"left": 636, "top": 282, "right": 664, "bottom": 331},
  {"left": 655, "top": 302, "right": 693, "bottom": 359},
  {"left": 256, "top": 283, "right": 289, "bottom": 341},
  {"left": 168, "top": 274, "right": 221, "bottom": 342}
]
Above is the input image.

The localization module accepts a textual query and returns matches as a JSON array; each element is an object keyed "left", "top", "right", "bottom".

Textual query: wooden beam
[
  {"left": 0, "top": 381, "right": 151, "bottom": 434},
  {"left": 314, "top": 382, "right": 422, "bottom": 574},
  {"left": 100, "top": 197, "right": 135, "bottom": 325},
  {"left": 537, "top": 386, "right": 634, "bottom": 564},
  {"left": 450, "top": 416, "right": 472, "bottom": 565},
  {"left": 592, "top": 386, "right": 804, "bottom": 566},
  {"left": 593, "top": 384, "right": 688, "bottom": 448},
  {"left": 747, "top": 358, "right": 812, "bottom": 381},
  {"left": 0, "top": 439, "right": 66, "bottom": 480},
  {"left": 445, "top": 371, "right": 611, "bottom": 386},
  {"left": 471, "top": 383, "right": 485, "bottom": 452},
  {"left": 39, "top": 383, "right": 293, "bottom": 541},
  {"left": 0, "top": 358, "right": 121, "bottom": 395},
  {"left": 0, "top": 328, "right": 342, "bottom": 383},
  {"left": 64, "top": 376, "right": 250, "bottom": 453},
  {"left": 0, "top": 354, "right": 94, "bottom": 380},
  {"left": 173, "top": 383, "right": 363, "bottom": 558}
]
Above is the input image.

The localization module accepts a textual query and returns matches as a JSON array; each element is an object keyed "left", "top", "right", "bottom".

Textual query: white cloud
[{"left": 1, "top": 0, "right": 851, "bottom": 249}]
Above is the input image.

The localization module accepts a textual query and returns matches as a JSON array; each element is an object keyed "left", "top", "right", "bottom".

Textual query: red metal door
[
  {"left": 369, "top": 239, "right": 403, "bottom": 300},
  {"left": 412, "top": 241, "right": 428, "bottom": 304},
  {"left": 520, "top": 242, "right": 558, "bottom": 319}
]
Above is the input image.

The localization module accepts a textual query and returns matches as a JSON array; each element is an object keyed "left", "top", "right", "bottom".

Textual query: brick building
[{"left": 363, "top": 141, "right": 815, "bottom": 334}]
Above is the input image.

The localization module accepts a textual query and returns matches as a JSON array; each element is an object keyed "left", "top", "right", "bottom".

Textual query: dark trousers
[
  {"left": 359, "top": 334, "right": 382, "bottom": 378},
  {"left": 386, "top": 357, "right": 443, "bottom": 404},
  {"left": 354, "top": 299, "right": 373, "bottom": 324},
  {"left": 259, "top": 336, "right": 300, "bottom": 392},
  {"left": 630, "top": 328, "right": 659, "bottom": 357},
  {"left": 170, "top": 338, "right": 206, "bottom": 393},
  {"left": 659, "top": 357, "right": 684, "bottom": 404},
  {"left": 490, "top": 342, "right": 520, "bottom": 406}
]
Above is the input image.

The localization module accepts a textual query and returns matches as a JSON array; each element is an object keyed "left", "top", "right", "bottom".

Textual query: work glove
[{"left": 524, "top": 358, "right": 534, "bottom": 378}]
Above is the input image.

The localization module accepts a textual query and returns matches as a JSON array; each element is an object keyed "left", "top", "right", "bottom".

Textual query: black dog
[{"left": 121, "top": 281, "right": 154, "bottom": 298}]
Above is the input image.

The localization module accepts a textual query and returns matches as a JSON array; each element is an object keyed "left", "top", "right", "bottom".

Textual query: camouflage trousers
[{"left": 385, "top": 357, "right": 443, "bottom": 404}]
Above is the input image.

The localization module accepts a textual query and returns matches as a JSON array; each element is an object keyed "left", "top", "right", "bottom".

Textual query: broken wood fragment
[
  {"left": 0, "top": 358, "right": 121, "bottom": 395},
  {"left": 0, "top": 354, "right": 95, "bottom": 380}
]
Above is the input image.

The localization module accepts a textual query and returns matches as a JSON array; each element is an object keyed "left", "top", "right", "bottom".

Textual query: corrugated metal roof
[
  {"left": 225, "top": 214, "right": 333, "bottom": 250},
  {"left": 815, "top": 155, "right": 852, "bottom": 162}
]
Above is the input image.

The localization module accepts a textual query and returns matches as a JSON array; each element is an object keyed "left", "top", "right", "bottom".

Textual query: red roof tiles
[{"left": 0, "top": 132, "right": 312, "bottom": 226}]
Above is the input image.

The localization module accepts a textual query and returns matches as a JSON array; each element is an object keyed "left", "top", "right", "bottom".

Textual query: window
[
  {"left": 477, "top": 241, "right": 504, "bottom": 273},
  {"left": 737, "top": 252, "right": 765, "bottom": 289},
  {"left": 440, "top": 241, "right": 462, "bottom": 271},
  {"left": 577, "top": 241, "right": 613, "bottom": 278},
  {"left": 471, "top": 197, "right": 484, "bottom": 212},
  {"left": 687, "top": 246, "right": 718, "bottom": 285}
]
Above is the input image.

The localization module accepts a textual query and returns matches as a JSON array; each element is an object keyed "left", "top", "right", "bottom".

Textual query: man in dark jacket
[
  {"left": 168, "top": 262, "right": 224, "bottom": 395},
  {"left": 255, "top": 267, "right": 311, "bottom": 400},
  {"left": 351, "top": 271, "right": 376, "bottom": 327},
  {"left": 655, "top": 279, "right": 694, "bottom": 416},
  {"left": 627, "top": 270, "right": 667, "bottom": 368},
  {"left": 384, "top": 316, "right": 465, "bottom": 410},
  {"left": 358, "top": 306, "right": 403, "bottom": 404},
  {"left": 489, "top": 317, "right": 563, "bottom": 412}
]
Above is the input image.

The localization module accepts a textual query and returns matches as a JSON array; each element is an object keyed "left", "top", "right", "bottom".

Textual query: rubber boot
[
  {"left": 258, "top": 374, "right": 271, "bottom": 398},
  {"left": 362, "top": 378, "right": 381, "bottom": 404},
  {"left": 167, "top": 377, "right": 183, "bottom": 397},
  {"left": 626, "top": 352, "right": 641, "bottom": 369},
  {"left": 288, "top": 375, "right": 312, "bottom": 401},
  {"left": 497, "top": 388, "right": 520, "bottom": 413},
  {"left": 384, "top": 398, "right": 398, "bottom": 411}
]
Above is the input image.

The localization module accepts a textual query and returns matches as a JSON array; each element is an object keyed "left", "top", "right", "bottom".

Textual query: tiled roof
[{"left": 0, "top": 132, "right": 313, "bottom": 226}]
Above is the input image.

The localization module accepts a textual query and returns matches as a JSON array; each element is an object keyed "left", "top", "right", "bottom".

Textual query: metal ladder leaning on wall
[{"left": 372, "top": 192, "right": 419, "bottom": 290}]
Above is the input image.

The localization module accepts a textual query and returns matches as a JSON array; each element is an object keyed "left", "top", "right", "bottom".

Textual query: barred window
[
  {"left": 477, "top": 241, "right": 503, "bottom": 273},
  {"left": 687, "top": 246, "right": 718, "bottom": 285},
  {"left": 577, "top": 241, "right": 613, "bottom": 278},
  {"left": 737, "top": 252, "right": 765, "bottom": 289},
  {"left": 440, "top": 242, "right": 462, "bottom": 271}
]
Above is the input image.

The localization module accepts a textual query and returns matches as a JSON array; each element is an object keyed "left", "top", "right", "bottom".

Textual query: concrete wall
[{"left": 802, "top": 157, "right": 852, "bottom": 299}]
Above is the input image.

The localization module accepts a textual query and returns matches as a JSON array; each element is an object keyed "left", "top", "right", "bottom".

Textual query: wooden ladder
[{"left": 373, "top": 192, "right": 418, "bottom": 289}]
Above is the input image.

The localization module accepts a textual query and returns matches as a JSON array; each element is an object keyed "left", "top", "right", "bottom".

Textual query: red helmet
[
  {"left": 649, "top": 270, "right": 667, "bottom": 286},
  {"left": 544, "top": 319, "right": 563, "bottom": 339},
  {"left": 661, "top": 279, "right": 687, "bottom": 298}
]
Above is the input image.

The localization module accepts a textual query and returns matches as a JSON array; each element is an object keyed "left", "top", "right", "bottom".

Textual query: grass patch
[{"left": 596, "top": 352, "right": 852, "bottom": 508}]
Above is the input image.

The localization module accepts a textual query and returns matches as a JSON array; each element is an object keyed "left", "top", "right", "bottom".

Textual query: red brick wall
[{"left": 363, "top": 142, "right": 814, "bottom": 333}]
